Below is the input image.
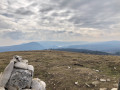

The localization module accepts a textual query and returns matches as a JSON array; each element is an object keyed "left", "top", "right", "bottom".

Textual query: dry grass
[{"left": 0, "top": 50, "right": 120, "bottom": 90}]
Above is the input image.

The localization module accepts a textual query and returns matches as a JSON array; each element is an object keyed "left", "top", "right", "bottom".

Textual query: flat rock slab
[
  {"left": 6, "top": 69, "right": 32, "bottom": 89},
  {"left": 0, "top": 87, "right": 5, "bottom": 90}
]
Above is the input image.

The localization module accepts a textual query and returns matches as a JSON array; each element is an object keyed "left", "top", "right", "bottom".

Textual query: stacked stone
[{"left": 0, "top": 55, "right": 46, "bottom": 90}]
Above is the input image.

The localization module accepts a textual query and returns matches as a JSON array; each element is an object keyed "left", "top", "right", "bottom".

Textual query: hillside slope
[
  {"left": 53, "top": 48, "right": 111, "bottom": 55},
  {"left": 0, "top": 50, "right": 120, "bottom": 90}
]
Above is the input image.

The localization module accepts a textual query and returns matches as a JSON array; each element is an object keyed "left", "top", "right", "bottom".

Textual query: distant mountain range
[
  {"left": 0, "top": 42, "right": 44, "bottom": 52},
  {"left": 0, "top": 41, "right": 88, "bottom": 52},
  {"left": 0, "top": 41, "right": 120, "bottom": 55},
  {"left": 38, "top": 41, "right": 88, "bottom": 49},
  {"left": 63, "top": 41, "right": 120, "bottom": 53}
]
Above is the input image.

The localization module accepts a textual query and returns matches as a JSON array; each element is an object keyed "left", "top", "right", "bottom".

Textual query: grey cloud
[
  {"left": 51, "top": 10, "right": 72, "bottom": 17},
  {"left": 30, "top": 2, "right": 38, "bottom": 6},
  {"left": 48, "top": 30, "right": 66, "bottom": 34},
  {"left": 0, "top": 19, "right": 12, "bottom": 29},
  {"left": 39, "top": 6, "right": 54, "bottom": 13},
  {"left": 1, "top": 30, "right": 25, "bottom": 40},
  {"left": 69, "top": 15, "right": 115, "bottom": 29},
  {"left": 15, "top": 7, "right": 34, "bottom": 15},
  {"left": 66, "top": 31, "right": 84, "bottom": 37},
  {"left": 50, "top": 0, "right": 120, "bottom": 29},
  {"left": 2, "top": 13, "right": 14, "bottom": 18},
  {"left": 0, "top": 22, "right": 11, "bottom": 29},
  {"left": 0, "top": 0, "right": 120, "bottom": 44},
  {"left": 51, "top": 0, "right": 91, "bottom": 9}
]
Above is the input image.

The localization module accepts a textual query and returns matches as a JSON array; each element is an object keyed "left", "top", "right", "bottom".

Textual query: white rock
[
  {"left": 99, "top": 88, "right": 107, "bottom": 90},
  {"left": 95, "top": 70, "right": 99, "bottom": 72},
  {"left": 106, "top": 79, "right": 111, "bottom": 82},
  {"left": 92, "top": 81, "right": 99, "bottom": 86},
  {"left": 22, "top": 60, "right": 28, "bottom": 64},
  {"left": 0, "top": 87, "right": 5, "bottom": 90},
  {"left": 75, "top": 81, "right": 79, "bottom": 85},
  {"left": 39, "top": 80, "right": 46, "bottom": 89},
  {"left": 35, "top": 78, "right": 46, "bottom": 88},
  {"left": 0, "top": 61, "right": 14, "bottom": 87},
  {"left": 68, "top": 66, "right": 71, "bottom": 69},
  {"left": 114, "top": 67, "right": 116, "bottom": 70},
  {"left": 111, "top": 88, "right": 117, "bottom": 90},
  {"left": 0, "top": 72, "right": 2, "bottom": 81},
  {"left": 85, "top": 83, "right": 91, "bottom": 87},
  {"left": 32, "top": 78, "right": 46, "bottom": 90},
  {"left": 14, "top": 62, "right": 28, "bottom": 69},
  {"left": 13, "top": 55, "right": 22, "bottom": 62},
  {"left": 100, "top": 79, "right": 106, "bottom": 82},
  {"left": 28, "top": 65, "right": 34, "bottom": 72}
]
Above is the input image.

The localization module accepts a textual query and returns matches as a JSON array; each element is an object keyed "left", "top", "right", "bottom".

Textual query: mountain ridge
[
  {"left": 0, "top": 42, "right": 44, "bottom": 52},
  {"left": 0, "top": 41, "right": 120, "bottom": 54},
  {"left": 64, "top": 41, "right": 120, "bottom": 53}
]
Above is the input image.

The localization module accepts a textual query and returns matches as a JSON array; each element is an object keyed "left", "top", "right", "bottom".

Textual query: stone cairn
[{"left": 0, "top": 55, "right": 46, "bottom": 90}]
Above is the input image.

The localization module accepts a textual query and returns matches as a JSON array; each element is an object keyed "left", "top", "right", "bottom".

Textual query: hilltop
[{"left": 0, "top": 50, "right": 120, "bottom": 90}]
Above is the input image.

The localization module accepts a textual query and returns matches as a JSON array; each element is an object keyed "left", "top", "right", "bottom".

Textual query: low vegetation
[
  {"left": 0, "top": 50, "right": 120, "bottom": 90},
  {"left": 53, "top": 48, "right": 112, "bottom": 55}
]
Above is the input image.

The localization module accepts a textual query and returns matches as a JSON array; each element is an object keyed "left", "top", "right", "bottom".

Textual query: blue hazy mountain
[
  {"left": 0, "top": 41, "right": 120, "bottom": 53},
  {"left": 65, "top": 41, "right": 120, "bottom": 53},
  {"left": 38, "top": 41, "right": 88, "bottom": 49},
  {"left": 0, "top": 42, "right": 44, "bottom": 52},
  {"left": 0, "top": 41, "right": 88, "bottom": 52}
]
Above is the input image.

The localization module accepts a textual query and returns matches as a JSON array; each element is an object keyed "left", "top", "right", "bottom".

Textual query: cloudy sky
[{"left": 0, "top": 0, "right": 120, "bottom": 46}]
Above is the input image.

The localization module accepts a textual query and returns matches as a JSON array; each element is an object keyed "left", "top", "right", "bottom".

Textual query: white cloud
[{"left": 0, "top": 0, "right": 120, "bottom": 45}]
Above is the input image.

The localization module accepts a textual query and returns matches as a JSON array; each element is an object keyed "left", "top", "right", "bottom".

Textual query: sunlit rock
[
  {"left": 32, "top": 78, "right": 46, "bottom": 90},
  {"left": 0, "top": 61, "right": 14, "bottom": 87},
  {"left": 28, "top": 65, "right": 34, "bottom": 72},
  {"left": 14, "top": 62, "right": 28, "bottom": 70},
  {"left": 0, "top": 87, "right": 5, "bottom": 90}
]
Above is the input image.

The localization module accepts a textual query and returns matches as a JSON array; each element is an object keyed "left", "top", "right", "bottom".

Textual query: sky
[{"left": 0, "top": 0, "right": 120, "bottom": 46}]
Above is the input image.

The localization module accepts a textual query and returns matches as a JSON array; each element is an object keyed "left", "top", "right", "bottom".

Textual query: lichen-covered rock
[
  {"left": 31, "top": 78, "right": 46, "bottom": 90},
  {"left": 6, "top": 86, "right": 17, "bottom": 90},
  {"left": 6, "top": 69, "right": 32, "bottom": 89},
  {"left": 28, "top": 65, "right": 34, "bottom": 72}
]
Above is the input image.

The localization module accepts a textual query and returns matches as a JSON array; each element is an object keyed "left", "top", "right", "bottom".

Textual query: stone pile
[{"left": 0, "top": 55, "right": 46, "bottom": 90}]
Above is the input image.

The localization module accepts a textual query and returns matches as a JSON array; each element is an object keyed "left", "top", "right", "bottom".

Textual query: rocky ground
[{"left": 0, "top": 50, "right": 120, "bottom": 90}]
